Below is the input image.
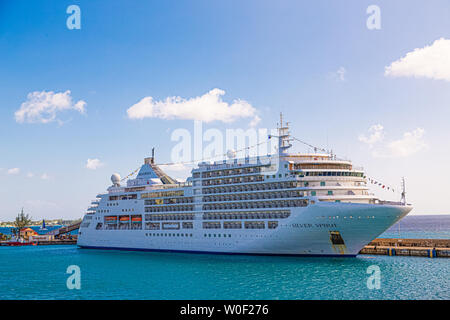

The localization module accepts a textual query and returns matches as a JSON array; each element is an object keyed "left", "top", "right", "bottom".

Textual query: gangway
[{"left": 46, "top": 221, "right": 81, "bottom": 237}]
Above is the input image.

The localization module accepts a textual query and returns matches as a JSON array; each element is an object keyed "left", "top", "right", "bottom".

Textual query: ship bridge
[{"left": 283, "top": 153, "right": 359, "bottom": 172}]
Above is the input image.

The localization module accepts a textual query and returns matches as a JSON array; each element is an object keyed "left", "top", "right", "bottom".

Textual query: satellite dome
[
  {"left": 111, "top": 173, "right": 121, "bottom": 186},
  {"left": 226, "top": 149, "right": 236, "bottom": 159}
]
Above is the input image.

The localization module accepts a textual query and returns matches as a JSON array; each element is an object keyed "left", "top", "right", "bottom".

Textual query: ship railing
[
  {"left": 377, "top": 200, "right": 406, "bottom": 206},
  {"left": 148, "top": 182, "right": 192, "bottom": 190},
  {"left": 292, "top": 165, "right": 364, "bottom": 171},
  {"left": 199, "top": 156, "right": 274, "bottom": 170}
]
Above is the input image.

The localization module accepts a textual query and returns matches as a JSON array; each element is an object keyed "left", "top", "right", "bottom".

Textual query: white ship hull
[
  {"left": 78, "top": 116, "right": 413, "bottom": 257},
  {"left": 77, "top": 202, "right": 411, "bottom": 256}
]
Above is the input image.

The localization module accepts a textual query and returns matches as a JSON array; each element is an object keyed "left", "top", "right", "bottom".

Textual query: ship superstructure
[{"left": 77, "top": 116, "right": 412, "bottom": 256}]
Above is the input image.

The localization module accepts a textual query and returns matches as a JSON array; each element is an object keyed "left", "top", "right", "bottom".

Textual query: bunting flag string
[
  {"left": 366, "top": 177, "right": 398, "bottom": 193},
  {"left": 120, "top": 167, "right": 141, "bottom": 182}
]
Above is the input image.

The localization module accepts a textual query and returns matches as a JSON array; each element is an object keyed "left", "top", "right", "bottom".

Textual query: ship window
[
  {"left": 320, "top": 181, "right": 325, "bottom": 186},
  {"left": 328, "top": 191, "right": 333, "bottom": 195},
  {"left": 311, "top": 191, "right": 316, "bottom": 196}
]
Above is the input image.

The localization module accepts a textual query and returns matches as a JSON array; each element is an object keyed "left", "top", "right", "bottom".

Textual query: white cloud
[
  {"left": 384, "top": 128, "right": 427, "bottom": 157},
  {"left": 7, "top": 168, "right": 20, "bottom": 175},
  {"left": 385, "top": 38, "right": 450, "bottom": 81},
  {"left": 86, "top": 158, "right": 104, "bottom": 170},
  {"left": 336, "top": 67, "right": 346, "bottom": 81},
  {"left": 40, "top": 173, "right": 50, "bottom": 180},
  {"left": 26, "top": 172, "right": 34, "bottom": 178},
  {"left": 249, "top": 115, "right": 262, "bottom": 127},
  {"left": 328, "top": 67, "right": 346, "bottom": 81},
  {"left": 358, "top": 124, "right": 384, "bottom": 145},
  {"left": 359, "top": 125, "right": 427, "bottom": 158},
  {"left": 127, "top": 88, "right": 261, "bottom": 125},
  {"left": 15, "top": 90, "right": 86, "bottom": 124}
]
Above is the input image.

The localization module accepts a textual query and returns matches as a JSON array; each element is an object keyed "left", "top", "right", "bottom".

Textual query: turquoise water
[
  {"left": 1, "top": 215, "right": 449, "bottom": 300},
  {"left": 0, "top": 245, "right": 448, "bottom": 300}
]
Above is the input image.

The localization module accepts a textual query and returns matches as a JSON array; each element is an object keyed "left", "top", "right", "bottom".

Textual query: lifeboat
[{"left": 131, "top": 216, "right": 142, "bottom": 223}]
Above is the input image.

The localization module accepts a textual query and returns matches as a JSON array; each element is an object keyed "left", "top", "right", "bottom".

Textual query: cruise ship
[{"left": 77, "top": 116, "right": 413, "bottom": 256}]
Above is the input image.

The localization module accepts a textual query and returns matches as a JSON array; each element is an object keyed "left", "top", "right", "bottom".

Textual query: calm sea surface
[
  {"left": 1, "top": 215, "right": 449, "bottom": 300},
  {"left": 380, "top": 214, "right": 450, "bottom": 239}
]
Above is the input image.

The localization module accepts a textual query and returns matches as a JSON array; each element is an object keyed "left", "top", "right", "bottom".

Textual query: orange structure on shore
[{"left": 19, "top": 228, "right": 38, "bottom": 241}]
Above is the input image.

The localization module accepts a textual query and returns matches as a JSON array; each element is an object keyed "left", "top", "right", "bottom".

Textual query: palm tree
[{"left": 13, "top": 208, "right": 32, "bottom": 240}]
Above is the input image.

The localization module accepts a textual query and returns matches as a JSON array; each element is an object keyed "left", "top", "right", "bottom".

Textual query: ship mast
[
  {"left": 277, "top": 113, "right": 292, "bottom": 156},
  {"left": 400, "top": 177, "right": 406, "bottom": 205}
]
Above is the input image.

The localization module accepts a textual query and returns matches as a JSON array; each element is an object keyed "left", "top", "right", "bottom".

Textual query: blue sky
[{"left": 1, "top": 0, "right": 449, "bottom": 220}]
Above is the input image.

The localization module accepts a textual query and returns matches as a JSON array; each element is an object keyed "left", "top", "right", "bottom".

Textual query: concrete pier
[{"left": 360, "top": 238, "right": 450, "bottom": 258}]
